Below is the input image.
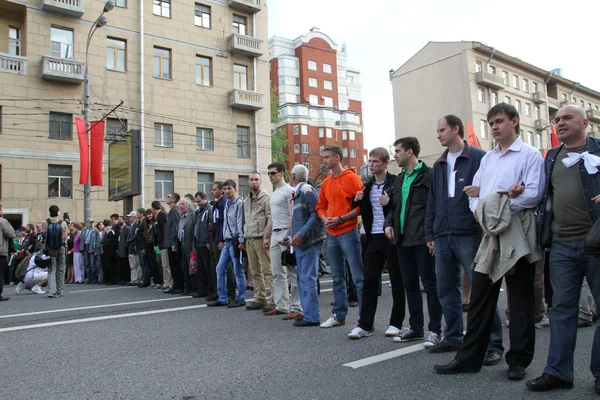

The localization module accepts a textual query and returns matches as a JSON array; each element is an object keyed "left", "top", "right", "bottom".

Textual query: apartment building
[
  {"left": 268, "top": 28, "right": 366, "bottom": 181},
  {"left": 0, "top": 0, "right": 270, "bottom": 227},
  {"left": 391, "top": 41, "right": 600, "bottom": 166}
]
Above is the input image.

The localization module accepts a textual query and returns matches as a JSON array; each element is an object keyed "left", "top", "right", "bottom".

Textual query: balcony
[
  {"left": 0, "top": 53, "right": 27, "bottom": 75},
  {"left": 547, "top": 97, "right": 560, "bottom": 111},
  {"left": 228, "top": 0, "right": 261, "bottom": 13},
  {"left": 230, "top": 89, "right": 264, "bottom": 110},
  {"left": 533, "top": 91, "right": 546, "bottom": 104},
  {"left": 41, "top": 56, "right": 84, "bottom": 84},
  {"left": 587, "top": 109, "right": 600, "bottom": 123},
  {"left": 475, "top": 71, "right": 504, "bottom": 90},
  {"left": 535, "top": 119, "right": 549, "bottom": 131},
  {"left": 228, "top": 33, "right": 263, "bottom": 57},
  {"left": 42, "top": 0, "right": 84, "bottom": 17}
]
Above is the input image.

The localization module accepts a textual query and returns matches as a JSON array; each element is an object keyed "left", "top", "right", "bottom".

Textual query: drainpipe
[
  {"left": 252, "top": 12, "right": 260, "bottom": 172},
  {"left": 139, "top": 0, "right": 145, "bottom": 206}
]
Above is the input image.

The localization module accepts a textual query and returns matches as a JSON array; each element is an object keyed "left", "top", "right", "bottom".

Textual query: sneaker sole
[
  {"left": 348, "top": 332, "right": 372, "bottom": 339},
  {"left": 384, "top": 332, "right": 399, "bottom": 337},
  {"left": 320, "top": 322, "right": 345, "bottom": 328},
  {"left": 394, "top": 336, "right": 424, "bottom": 343}
]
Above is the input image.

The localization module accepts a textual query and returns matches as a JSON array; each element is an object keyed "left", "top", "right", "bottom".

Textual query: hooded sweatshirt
[{"left": 316, "top": 168, "right": 363, "bottom": 236}]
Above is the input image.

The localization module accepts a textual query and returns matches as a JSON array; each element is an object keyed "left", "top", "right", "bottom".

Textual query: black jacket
[
  {"left": 164, "top": 206, "right": 181, "bottom": 248},
  {"left": 540, "top": 136, "right": 600, "bottom": 248},
  {"left": 101, "top": 225, "right": 120, "bottom": 260},
  {"left": 424, "top": 143, "right": 485, "bottom": 242},
  {"left": 156, "top": 211, "right": 167, "bottom": 250},
  {"left": 353, "top": 172, "right": 395, "bottom": 242},
  {"left": 126, "top": 220, "right": 139, "bottom": 255},
  {"left": 118, "top": 224, "right": 130, "bottom": 258},
  {"left": 384, "top": 162, "right": 431, "bottom": 247}
]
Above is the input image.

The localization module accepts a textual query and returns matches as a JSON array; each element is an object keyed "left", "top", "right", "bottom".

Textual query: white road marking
[
  {"left": 342, "top": 343, "right": 425, "bottom": 369},
  {"left": 68, "top": 287, "right": 133, "bottom": 293}
]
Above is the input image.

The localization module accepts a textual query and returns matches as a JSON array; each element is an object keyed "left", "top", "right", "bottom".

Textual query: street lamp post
[{"left": 83, "top": 1, "right": 115, "bottom": 223}]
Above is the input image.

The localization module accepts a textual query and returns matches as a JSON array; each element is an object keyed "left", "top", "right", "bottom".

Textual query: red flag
[
  {"left": 465, "top": 120, "right": 482, "bottom": 149},
  {"left": 90, "top": 120, "right": 105, "bottom": 186},
  {"left": 543, "top": 125, "right": 560, "bottom": 159},
  {"left": 76, "top": 118, "right": 89, "bottom": 185}
]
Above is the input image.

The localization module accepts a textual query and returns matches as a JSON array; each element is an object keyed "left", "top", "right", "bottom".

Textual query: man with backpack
[{"left": 41, "top": 205, "right": 68, "bottom": 298}]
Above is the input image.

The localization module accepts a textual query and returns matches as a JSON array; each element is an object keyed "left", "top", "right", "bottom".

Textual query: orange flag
[{"left": 466, "top": 120, "right": 482, "bottom": 149}]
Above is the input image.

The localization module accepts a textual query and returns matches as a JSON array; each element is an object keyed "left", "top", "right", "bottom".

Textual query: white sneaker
[
  {"left": 535, "top": 315, "right": 550, "bottom": 329},
  {"left": 320, "top": 315, "right": 345, "bottom": 328},
  {"left": 15, "top": 282, "right": 25, "bottom": 295},
  {"left": 348, "top": 327, "right": 373, "bottom": 339},
  {"left": 384, "top": 325, "right": 401, "bottom": 337},
  {"left": 424, "top": 331, "right": 441, "bottom": 348},
  {"left": 31, "top": 285, "right": 44, "bottom": 294}
]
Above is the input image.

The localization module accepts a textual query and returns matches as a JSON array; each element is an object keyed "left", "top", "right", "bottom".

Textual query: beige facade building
[
  {"left": 0, "top": 0, "right": 270, "bottom": 228},
  {"left": 391, "top": 41, "right": 600, "bottom": 166}
]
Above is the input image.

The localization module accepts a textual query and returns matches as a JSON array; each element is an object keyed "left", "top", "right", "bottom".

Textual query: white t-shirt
[
  {"left": 270, "top": 184, "right": 294, "bottom": 229},
  {"left": 446, "top": 151, "right": 461, "bottom": 197},
  {"left": 24, "top": 257, "right": 48, "bottom": 286}
]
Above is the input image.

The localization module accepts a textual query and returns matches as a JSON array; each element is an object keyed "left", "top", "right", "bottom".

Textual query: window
[
  {"left": 303, "top": 162, "right": 311, "bottom": 170},
  {"left": 279, "top": 58, "right": 299, "bottom": 69},
  {"left": 196, "top": 128, "right": 213, "bottom": 150},
  {"left": 342, "top": 130, "right": 347, "bottom": 140},
  {"left": 301, "top": 125, "right": 308, "bottom": 136},
  {"left": 480, "top": 119, "right": 488, "bottom": 139},
  {"left": 350, "top": 148, "right": 357, "bottom": 158},
  {"left": 338, "top": 85, "right": 348, "bottom": 95},
  {"left": 106, "top": 118, "right": 126, "bottom": 139},
  {"left": 589, "top": 103, "right": 593, "bottom": 110},
  {"left": 153, "top": 0, "right": 170, "bottom": 17},
  {"left": 491, "top": 91, "right": 498, "bottom": 106},
  {"left": 339, "top": 101, "right": 348, "bottom": 111},
  {"left": 515, "top": 99, "right": 522, "bottom": 113},
  {"left": 527, "top": 131, "right": 533, "bottom": 145},
  {"left": 562, "top": 93, "right": 567, "bottom": 101},
  {"left": 504, "top": 95, "right": 511, "bottom": 105},
  {"left": 197, "top": 172, "right": 214, "bottom": 194},
  {"left": 194, "top": 3, "right": 210, "bottom": 28},
  {"left": 319, "top": 128, "right": 324, "bottom": 138},
  {"left": 234, "top": 64, "right": 247, "bottom": 90},
  {"left": 513, "top": 75, "right": 519, "bottom": 89},
  {"left": 349, "top": 131, "right": 355, "bottom": 140},
  {"left": 308, "top": 60, "right": 317, "bottom": 70},
  {"left": 488, "top": 65, "right": 496, "bottom": 75},
  {"left": 525, "top": 102, "right": 531, "bottom": 117},
  {"left": 347, "top": 75, "right": 354, "bottom": 84},
  {"left": 115, "top": 0, "right": 126, "bottom": 7},
  {"left": 238, "top": 175, "right": 250, "bottom": 199},
  {"left": 153, "top": 47, "right": 171, "bottom": 79},
  {"left": 323, "top": 97, "right": 333, "bottom": 107},
  {"left": 536, "top": 133, "right": 543, "bottom": 149},
  {"left": 49, "top": 112, "right": 72, "bottom": 139},
  {"left": 8, "top": 27, "right": 20, "bottom": 56},
  {"left": 293, "top": 143, "right": 300, "bottom": 154},
  {"left": 572, "top": 96, "right": 577, "bottom": 103},
  {"left": 293, "top": 125, "right": 299, "bottom": 135},
  {"left": 475, "top": 61, "right": 482, "bottom": 72},
  {"left": 323, "top": 63, "right": 332, "bottom": 73},
  {"left": 580, "top": 100, "right": 585, "bottom": 109},
  {"left": 50, "top": 27, "right": 73, "bottom": 59},
  {"left": 338, "top": 69, "right": 347, "bottom": 78},
  {"left": 106, "top": 38, "right": 126, "bottom": 72},
  {"left": 523, "top": 79, "right": 529, "bottom": 93},
  {"left": 237, "top": 126, "right": 250, "bottom": 158},
  {"left": 0, "top": 105, "right": 2, "bottom": 134},
  {"left": 196, "top": 56, "right": 211, "bottom": 86},
  {"left": 326, "top": 128, "right": 332, "bottom": 138},
  {"left": 232, "top": 14, "right": 246, "bottom": 35},
  {"left": 154, "top": 123, "right": 173, "bottom": 147},
  {"left": 535, "top": 105, "right": 540, "bottom": 119},
  {"left": 154, "top": 170, "right": 173, "bottom": 200},
  {"left": 502, "top": 71, "right": 509, "bottom": 85},
  {"left": 302, "top": 143, "right": 309, "bottom": 154},
  {"left": 532, "top": 82, "right": 538, "bottom": 92},
  {"left": 324, "top": 80, "right": 333, "bottom": 90},
  {"left": 278, "top": 75, "right": 299, "bottom": 87},
  {"left": 319, "top": 145, "right": 324, "bottom": 154},
  {"left": 342, "top": 148, "right": 348, "bottom": 158},
  {"left": 308, "top": 77, "right": 318, "bottom": 88},
  {"left": 477, "top": 87, "right": 485, "bottom": 103},
  {"left": 309, "top": 94, "right": 318, "bottom": 105},
  {"left": 284, "top": 94, "right": 299, "bottom": 103},
  {"left": 48, "top": 165, "right": 72, "bottom": 198}
]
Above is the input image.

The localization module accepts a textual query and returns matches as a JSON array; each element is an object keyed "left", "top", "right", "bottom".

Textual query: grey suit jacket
[{"left": 165, "top": 205, "right": 181, "bottom": 248}]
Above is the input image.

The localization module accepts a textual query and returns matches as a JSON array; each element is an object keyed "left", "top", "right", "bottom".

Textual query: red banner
[
  {"left": 75, "top": 118, "right": 89, "bottom": 185},
  {"left": 465, "top": 120, "right": 482, "bottom": 149},
  {"left": 90, "top": 120, "right": 105, "bottom": 186}
]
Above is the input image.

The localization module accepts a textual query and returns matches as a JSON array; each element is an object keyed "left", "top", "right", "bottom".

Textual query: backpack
[
  {"left": 45, "top": 218, "right": 63, "bottom": 251},
  {"left": 15, "top": 254, "right": 34, "bottom": 282}
]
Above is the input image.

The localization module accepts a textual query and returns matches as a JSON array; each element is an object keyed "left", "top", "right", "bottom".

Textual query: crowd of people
[{"left": 0, "top": 103, "right": 599, "bottom": 395}]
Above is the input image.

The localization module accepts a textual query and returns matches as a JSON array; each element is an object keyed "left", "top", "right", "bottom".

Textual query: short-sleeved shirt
[{"left": 270, "top": 184, "right": 294, "bottom": 230}]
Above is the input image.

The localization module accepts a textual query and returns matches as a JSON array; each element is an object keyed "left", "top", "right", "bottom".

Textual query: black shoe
[
  {"left": 293, "top": 320, "right": 320, "bottom": 327},
  {"left": 117, "top": 281, "right": 125, "bottom": 285},
  {"left": 137, "top": 283, "right": 150, "bottom": 288},
  {"left": 163, "top": 288, "right": 174, "bottom": 294},
  {"left": 428, "top": 341, "right": 460, "bottom": 354},
  {"left": 508, "top": 365, "right": 526, "bottom": 380},
  {"left": 434, "top": 360, "right": 480, "bottom": 375},
  {"left": 526, "top": 373, "right": 573, "bottom": 391},
  {"left": 206, "top": 294, "right": 218, "bottom": 301},
  {"left": 227, "top": 300, "right": 246, "bottom": 308},
  {"left": 0, "top": 296, "right": 10, "bottom": 301},
  {"left": 483, "top": 350, "right": 502, "bottom": 366},
  {"left": 595, "top": 377, "right": 600, "bottom": 394},
  {"left": 207, "top": 300, "right": 228, "bottom": 307},
  {"left": 180, "top": 291, "right": 191, "bottom": 296},
  {"left": 245, "top": 301, "right": 266, "bottom": 310},
  {"left": 171, "top": 289, "right": 183, "bottom": 295},
  {"left": 295, "top": 314, "right": 304, "bottom": 322},
  {"left": 462, "top": 303, "right": 470, "bottom": 312},
  {"left": 192, "top": 292, "right": 204, "bottom": 298}
]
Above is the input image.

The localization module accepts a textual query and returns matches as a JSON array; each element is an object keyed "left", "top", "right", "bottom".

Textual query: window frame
[
  {"left": 232, "top": 14, "right": 247, "bottom": 35},
  {"left": 349, "top": 131, "right": 355, "bottom": 140},
  {"left": 153, "top": 0, "right": 171, "bottom": 18},
  {"left": 196, "top": 55, "right": 212, "bottom": 86},
  {"left": 308, "top": 60, "right": 317, "bottom": 71},
  {"left": 513, "top": 74, "right": 520, "bottom": 89},
  {"left": 324, "top": 80, "right": 333, "bottom": 90},
  {"left": 115, "top": 0, "right": 126, "bottom": 7},
  {"left": 48, "top": 164, "right": 72, "bottom": 198},
  {"left": 234, "top": 64, "right": 248, "bottom": 90},
  {"left": 196, "top": 127, "right": 213, "bottom": 151},
  {"left": 323, "top": 63, "right": 332, "bottom": 74},
  {"left": 154, "top": 123, "right": 173, "bottom": 148},
  {"left": 197, "top": 172, "right": 214, "bottom": 194},
  {"left": 308, "top": 77, "right": 318, "bottom": 88},
  {"left": 153, "top": 47, "right": 171, "bottom": 79},
  {"left": 237, "top": 126, "right": 250, "bottom": 159},
  {"left": 106, "top": 37, "right": 126, "bottom": 72},
  {"left": 194, "top": 3, "right": 211, "bottom": 28},
  {"left": 154, "top": 170, "right": 174, "bottom": 200},
  {"left": 477, "top": 87, "right": 485, "bottom": 103},
  {"left": 350, "top": 148, "right": 357, "bottom": 158},
  {"left": 49, "top": 112, "right": 72, "bottom": 140},
  {"left": 50, "top": 26, "right": 74, "bottom": 59},
  {"left": 480, "top": 119, "right": 488, "bottom": 139},
  {"left": 8, "top": 26, "right": 20, "bottom": 56},
  {"left": 301, "top": 143, "right": 309, "bottom": 154},
  {"left": 301, "top": 125, "right": 308, "bottom": 136}
]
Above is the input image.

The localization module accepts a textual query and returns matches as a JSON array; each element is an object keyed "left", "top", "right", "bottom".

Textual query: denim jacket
[{"left": 291, "top": 182, "right": 326, "bottom": 249}]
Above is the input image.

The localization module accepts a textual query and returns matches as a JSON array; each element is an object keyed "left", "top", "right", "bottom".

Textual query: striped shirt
[{"left": 369, "top": 181, "right": 385, "bottom": 234}]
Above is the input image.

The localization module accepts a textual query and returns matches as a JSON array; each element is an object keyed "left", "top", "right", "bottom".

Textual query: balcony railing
[
  {"left": 42, "top": 0, "right": 84, "bottom": 17},
  {"left": 475, "top": 71, "right": 504, "bottom": 90},
  {"left": 533, "top": 91, "right": 546, "bottom": 104},
  {"left": 230, "top": 89, "right": 264, "bottom": 110},
  {"left": 228, "top": 33, "right": 263, "bottom": 57},
  {"left": 587, "top": 109, "right": 600, "bottom": 123},
  {"left": 228, "top": 0, "right": 261, "bottom": 13},
  {"left": 0, "top": 53, "right": 27, "bottom": 75},
  {"left": 41, "top": 56, "right": 84, "bottom": 84}
]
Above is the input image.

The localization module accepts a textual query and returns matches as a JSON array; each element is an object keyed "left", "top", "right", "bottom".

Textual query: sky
[{"left": 267, "top": 0, "right": 600, "bottom": 151}]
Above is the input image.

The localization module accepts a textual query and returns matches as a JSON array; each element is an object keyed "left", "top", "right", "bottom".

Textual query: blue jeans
[
  {"left": 216, "top": 241, "right": 246, "bottom": 304},
  {"left": 296, "top": 244, "right": 321, "bottom": 323},
  {"left": 84, "top": 252, "right": 98, "bottom": 283},
  {"left": 545, "top": 240, "right": 600, "bottom": 382},
  {"left": 326, "top": 230, "right": 364, "bottom": 320},
  {"left": 435, "top": 235, "right": 504, "bottom": 352}
]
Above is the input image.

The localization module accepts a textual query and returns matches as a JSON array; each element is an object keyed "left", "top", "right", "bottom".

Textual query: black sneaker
[
  {"left": 207, "top": 300, "right": 228, "bottom": 307},
  {"left": 428, "top": 341, "right": 460, "bottom": 353},
  {"left": 393, "top": 328, "right": 424, "bottom": 343},
  {"left": 293, "top": 320, "right": 320, "bottom": 327},
  {"left": 595, "top": 377, "right": 600, "bottom": 395},
  {"left": 526, "top": 373, "right": 573, "bottom": 391},
  {"left": 227, "top": 300, "right": 246, "bottom": 308},
  {"left": 508, "top": 365, "right": 526, "bottom": 380},
  {"left": 206, "top": 294, "right": 218, "bottom": 301},
  {"left": 245, "top": 301, "right": 266, "bottom": 310},
  {"left": 483, "top": 350, "right": 502, "bottom": 366}
]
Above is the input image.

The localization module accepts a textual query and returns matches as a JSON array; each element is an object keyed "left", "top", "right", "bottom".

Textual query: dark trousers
[
  {"left": 211, "top": 241, "right": 235, "bottom": 299},
  {"left": 543, "top": 250, "right": 553, "bottom": 309},
  {"left": 358, "top": 234, "right": 405, "bottom": 331},
  {"left": 196, "top": 245, "right": 211, "bottom": 296},
  {"left": 168, "top": 247, "right": 184, "bottom": 290},
  {"left": 397, "top": 244, "right": 443, "bottom": 334},
  {"left": 0, "top": 255, "right": 7, "bottom": 296},
  {"left": 102, "top": 254, "right": 118, "bottom": 284},
  {"left": 180, "top": 249, "right": 199, "bottom": 293},
  {"left": 118, "top": 257, "right": 130, "bottom": 283},
  {"left": 146, "top": 248, "right": 161, "bottom": 285},
  {"left": 456, "top": 257, "right": 535, "bottom": 369}
]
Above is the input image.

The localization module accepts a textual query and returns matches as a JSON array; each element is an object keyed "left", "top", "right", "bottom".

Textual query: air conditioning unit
[
  {"left": 335, "top": 121, "right": 341, "bottom": 125},
  {"left": 305, "top": 97, "right": 310, "bottom": 103},
  {"left": 321, "top": 96, "right": 326, "bottom": 100}
]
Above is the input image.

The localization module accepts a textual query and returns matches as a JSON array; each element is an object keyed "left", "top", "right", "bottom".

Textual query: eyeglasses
[{"left": 267, "top": 171, "right": 278, "bottom": 176}]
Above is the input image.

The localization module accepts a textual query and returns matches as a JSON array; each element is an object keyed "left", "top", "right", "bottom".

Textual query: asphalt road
[{"left": 0, "top": 278, "right": 596, "bottom": 400}]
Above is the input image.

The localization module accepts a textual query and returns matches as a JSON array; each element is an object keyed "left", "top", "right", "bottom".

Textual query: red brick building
[{"left": 269, "top": 28, "right": 367, "bottom": 182}]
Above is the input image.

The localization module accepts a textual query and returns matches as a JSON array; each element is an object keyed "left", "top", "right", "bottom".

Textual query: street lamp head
[
  {"left": 104, "top": 0, "right": 115, "bottom": 12},
  {"left": 97, "top": 15, "right": 109, "bottom": 27}
]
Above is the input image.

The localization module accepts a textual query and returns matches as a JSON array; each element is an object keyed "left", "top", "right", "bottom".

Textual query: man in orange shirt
[{"left": 316, "top": 145, "right": 365, "bottom": 328}]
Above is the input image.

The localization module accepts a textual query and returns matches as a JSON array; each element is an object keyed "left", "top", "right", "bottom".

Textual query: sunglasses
[{"left": 267, "top": 171, "right": 278, "bottom": 176}]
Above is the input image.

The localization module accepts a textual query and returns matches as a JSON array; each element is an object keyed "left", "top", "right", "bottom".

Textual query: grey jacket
[
  {"left": 223, "top": 197, "right": 245, "bottom": 243},
  {"left": 472, "top": 192, "right": 542, "bottom": 283},
  {"left": 194, "top": 203, "right": 213, "bottom": 247},
  {"left": 80, "top": 227, "right": 101, "bottom": 254},
  {"left": 291, "top": 182, "right": 326, "bottom": 249},
  {"left": 0, "top": 217, "right": 15, "bottom": 256},
  {"left": 118, "top": 224, "right": 130, "bottom": 258},
  {"left": 165, "top": 205, "right": 181, "bottom": 248},
  {"left": 177, "top": 211, "right": 196, "bottom": 255},
  {"left": 126, "top": 221, "right": 139, "bottom": 255}
]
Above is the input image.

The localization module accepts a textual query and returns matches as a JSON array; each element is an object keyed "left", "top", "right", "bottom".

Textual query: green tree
[{"left": 270, "top": 88, "right": 288, "bottom": 164}]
